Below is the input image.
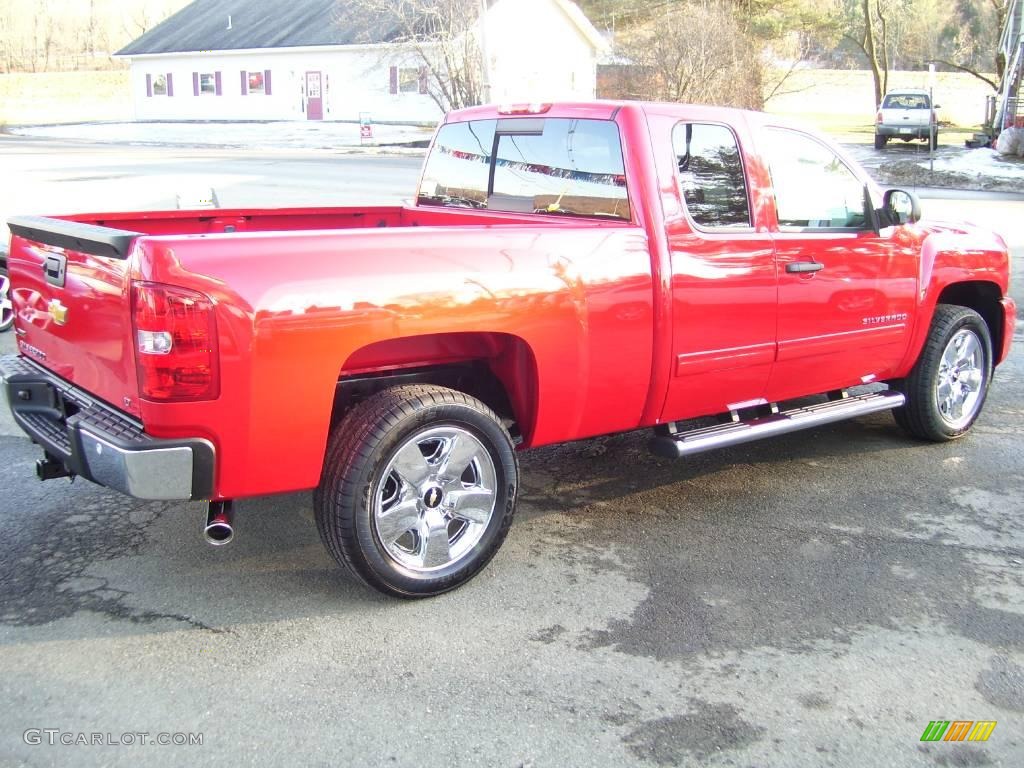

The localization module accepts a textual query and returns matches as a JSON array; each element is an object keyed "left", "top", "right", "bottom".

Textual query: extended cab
[{"left": 1, "top": 102, "right": 1015, "bottom": 597}]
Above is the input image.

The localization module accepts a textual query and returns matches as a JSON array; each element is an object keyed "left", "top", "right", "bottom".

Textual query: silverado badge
[{"left": 47, "top": 299, "right": 68, "bottom": 326}]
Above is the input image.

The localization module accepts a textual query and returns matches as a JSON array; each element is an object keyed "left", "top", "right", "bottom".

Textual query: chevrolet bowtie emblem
[{"left": 47, "top": 299, "right": 68, "bottom": 326}]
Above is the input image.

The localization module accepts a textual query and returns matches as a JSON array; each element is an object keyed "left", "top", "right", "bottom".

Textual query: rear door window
[
  {"left": 672, "top": 123, "right": 751, "bottom": 229},
  {"left": 418, "top": 118, "right": 631, "bottom": 221}
]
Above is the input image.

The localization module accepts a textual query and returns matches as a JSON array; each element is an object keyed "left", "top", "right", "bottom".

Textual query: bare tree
[
  {"left": 341, "top": 0, "right": 487, "bottom": 111},
  {"left": 617, "top": 0, "right": 764, "bottom": 109},
  {"left": 838, "top": 0, "right": 898, "bottom": 106},
  {"left": 932, "top": 0, "right": 1009, "bottom": 91}
]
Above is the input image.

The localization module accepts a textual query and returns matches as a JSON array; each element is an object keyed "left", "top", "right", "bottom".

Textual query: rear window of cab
[
  {"left": 418, "top": 118, "right": 631, "bottom": 221},
  {"left": 882, "top": 93, "right": 931, "bottom": 109}
]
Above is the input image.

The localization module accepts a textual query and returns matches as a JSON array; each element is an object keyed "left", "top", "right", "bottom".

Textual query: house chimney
[{"left": 227, "top": 15, "right": 232, "bottom": 30}]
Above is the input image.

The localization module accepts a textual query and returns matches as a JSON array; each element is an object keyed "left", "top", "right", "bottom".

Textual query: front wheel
[
  {"left": 0, "top": 266, "right": 13, "bottom": 332},
  {"left": 893, "top": 305, "right": 992, "bottom": 441},
  {"left": 315, "top": 385, "right": 518, "bottom": 597}
]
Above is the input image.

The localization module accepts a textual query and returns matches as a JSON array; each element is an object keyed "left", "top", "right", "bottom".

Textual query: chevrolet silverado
[{"left": 1, "top": 102, "right": 1015, "bottom": 597}]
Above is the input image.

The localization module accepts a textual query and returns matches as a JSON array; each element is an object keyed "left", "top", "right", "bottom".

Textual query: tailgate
[
  {"left": 881, "top": 107, "right": 930, "bottom": 127},
  {"left": 6, "top": 216, "right": 144, "bottom": 418}
]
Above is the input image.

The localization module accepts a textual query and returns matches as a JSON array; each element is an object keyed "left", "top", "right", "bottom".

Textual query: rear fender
[{"left": 340, "top": 332, "right": 539, "bottom": 445}]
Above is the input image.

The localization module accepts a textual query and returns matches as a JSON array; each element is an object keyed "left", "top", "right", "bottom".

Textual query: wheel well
[
  {"left": 330, "top": 333, "right": 538, "bottom": 445},
  {"left": 936, "top": 281, "right": 1004, "bottom": 358}
]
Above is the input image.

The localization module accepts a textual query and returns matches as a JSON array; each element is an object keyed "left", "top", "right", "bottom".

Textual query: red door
[
  {"left": 761, "top": 128, "right": 919, "bottom": 401},
  {"left": 660, "top": 121, "right": 778, "bottom": 422},
  {"left": 306, "top": 71, "right": 323, "bottom": 121}
]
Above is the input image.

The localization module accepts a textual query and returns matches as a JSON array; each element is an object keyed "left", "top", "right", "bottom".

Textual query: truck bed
[{"left": 60, "top": 203, "right": 619, "bottom": 238}]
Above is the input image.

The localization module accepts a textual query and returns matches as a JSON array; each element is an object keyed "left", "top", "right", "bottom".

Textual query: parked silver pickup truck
[{"left": 875, "top": 89, "right": 937, "bottom": 150}]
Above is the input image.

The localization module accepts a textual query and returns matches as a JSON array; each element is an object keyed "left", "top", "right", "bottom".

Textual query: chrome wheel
[
  {"left": 935, "top": 328, "right": 985, "bottom": 430},
  {"left": 373, "top": 426, "right": 497, "bottom": 573},
  {"left": 0, "top": 271, "right": 13, "bottom": 332}
]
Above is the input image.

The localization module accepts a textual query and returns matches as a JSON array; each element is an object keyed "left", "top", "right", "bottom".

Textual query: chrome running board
[{"left": 649, "top": 390, "right": 906, "bottom": 459}]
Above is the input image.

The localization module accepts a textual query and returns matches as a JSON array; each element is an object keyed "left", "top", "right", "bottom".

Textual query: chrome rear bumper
[{"left": 0, "top": 355, "right": 214, "bottom": 501}]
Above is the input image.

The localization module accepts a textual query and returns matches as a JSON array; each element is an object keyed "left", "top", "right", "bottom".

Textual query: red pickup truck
[{"left": 1, "top": 102, "right": 1015, "bottom": 597}]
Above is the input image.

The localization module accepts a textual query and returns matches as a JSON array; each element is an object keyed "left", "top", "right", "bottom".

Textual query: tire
[
  {"left": 929, "top": 130, "right": 939, "bottom": 151},
  {"left": 315, "top": 384, "right": 518, "bottom": 598},
  {"left": 0, "top": 266, "right": 12, "bottom": 333},
  {"left": 893, "top": 305, "right": 992, "bottom": 441},
  {"left": 874, "top": 133, "right": 887, "bottom": 150}
]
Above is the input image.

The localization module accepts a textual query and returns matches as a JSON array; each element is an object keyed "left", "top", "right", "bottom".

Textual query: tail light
[
  {"left": 132, "top": 281, "right": 219, "bottom": 402},
  {"left": 876, "top": 111, "right": 883, "bottom": 124}
]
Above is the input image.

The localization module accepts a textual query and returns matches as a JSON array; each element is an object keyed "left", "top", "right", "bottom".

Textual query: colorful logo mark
[{"left": 920, "top": 721, "right": 997, "bottom": 742}]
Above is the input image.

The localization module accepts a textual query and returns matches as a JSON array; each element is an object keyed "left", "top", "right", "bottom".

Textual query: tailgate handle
[{"left": 43, "top": 254, "right": 68, "bottom": 288}]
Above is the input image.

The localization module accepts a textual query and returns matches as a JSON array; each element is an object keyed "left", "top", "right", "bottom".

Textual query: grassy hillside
[
  {"left": 0, "top": 71, "right": 132, "bottom": 126},
  {"left": 765, "top": 69, "right": 994, "bottom": 142}
]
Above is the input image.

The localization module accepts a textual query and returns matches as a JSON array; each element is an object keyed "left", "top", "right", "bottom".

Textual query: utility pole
[
  {"left": 478, "top": 0, "right": 491, "bottom": 104},
  {"left": 928, "top": 62, "right": 935, "bottom": 172}
]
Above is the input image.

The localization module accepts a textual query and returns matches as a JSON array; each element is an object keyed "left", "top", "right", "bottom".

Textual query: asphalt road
[{"left": 0, "top": 137, "right": 1022, "bottom": 768}]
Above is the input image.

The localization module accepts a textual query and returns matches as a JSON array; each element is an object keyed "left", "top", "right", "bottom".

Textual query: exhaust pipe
[{"left": 204, "top": 500, "right": 234, "bottom": 546}]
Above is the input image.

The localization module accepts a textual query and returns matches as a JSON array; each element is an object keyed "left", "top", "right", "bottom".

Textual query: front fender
[{"left": 897, "top": 223, "right": 1011, "bottom": 374}]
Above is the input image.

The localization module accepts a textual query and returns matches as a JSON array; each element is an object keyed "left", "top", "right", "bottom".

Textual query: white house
[{"left": 116, "top": 0, "right": 607, "bottom": 124}]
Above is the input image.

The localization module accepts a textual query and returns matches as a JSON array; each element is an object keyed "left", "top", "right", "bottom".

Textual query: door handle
[{"left": 786, "top": 261, "right": 824, "bottom": 274}]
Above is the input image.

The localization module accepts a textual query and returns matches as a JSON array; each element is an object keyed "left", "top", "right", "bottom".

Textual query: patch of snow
[
  {"left": 995, "top": 127, "right": 1024, "bottom": 157},
  {"left": 924, "top": 147, "right": 1024, "bottom": 181}
]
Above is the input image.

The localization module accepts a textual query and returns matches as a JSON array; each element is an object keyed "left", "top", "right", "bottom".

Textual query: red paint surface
[{"left": 6, "top": 102, "right": 1015, "bottom": 501}]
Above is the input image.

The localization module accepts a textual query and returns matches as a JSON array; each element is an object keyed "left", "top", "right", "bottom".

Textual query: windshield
[
  {"left": 882, "top": 93, "right": 930, "bottom": 110},
  {"left": 418, "top": 117, "right": 631, "bottom": 221}
]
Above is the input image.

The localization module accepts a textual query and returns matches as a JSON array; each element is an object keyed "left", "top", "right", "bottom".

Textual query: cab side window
[
  {"left": 672, "top": 123, "right": 751, "bottom": 229},
  {"left": 762, "top": 128, "right": 868, "bottom": 231}
]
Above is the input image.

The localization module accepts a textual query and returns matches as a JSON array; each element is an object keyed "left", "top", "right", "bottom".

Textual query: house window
[
  {"left": 398, "top": 68, "right": 419, "bottom": 94},
  {"left": 152, "top": 74, "right": 168, "bottom": 96},
  {"left": 390, "top": 66, "right": 427, "bottom": 95},
  {"left": 241, "top": 70, "right": 272, "bottom": 96},
  {"left": 193, "top": 71, "right": 222, "bottom": 96},
  {"left": 199, "top": 73, "right": 216, "bottom": 94}
]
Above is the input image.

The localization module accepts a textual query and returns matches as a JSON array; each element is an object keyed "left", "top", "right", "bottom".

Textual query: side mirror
[{"left": 882, "top": 189, "right": 922, "bottom": 226}]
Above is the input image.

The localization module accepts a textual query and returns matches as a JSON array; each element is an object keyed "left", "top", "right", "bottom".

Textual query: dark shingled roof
[{"left": 117, "top": 0, "right": 412, "bottom": 56}]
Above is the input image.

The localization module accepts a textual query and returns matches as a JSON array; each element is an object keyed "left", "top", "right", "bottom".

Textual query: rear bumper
[
  {"left": 0, "top": 355, "right": 214, "bottom": 500},
  {"left": 877, "top": 125, "right": 933, "bottom": 139},
  {"left": 999, "top": 296, "right": 1017, "bottom": 366}
]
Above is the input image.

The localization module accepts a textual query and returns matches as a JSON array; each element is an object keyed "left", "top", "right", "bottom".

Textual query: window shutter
[
  {"left": 193, "top": 72, "right": 199, "bottom": 96},
  {"left": 264, "top": 70, "right": 272, "bottom": 95},
  {"left": 166, "top": 73, "right": 174, "bottom": 96},
  {"left": 215, "top": 71, "right": 222, "bottom": 96},
  {"left": 240, "top": 70, "right": 248, "bottom": 96},
  {"left": 389, "top": 66, "right": 398, "bottom": 95},
  {"left": 419, "top": 67, "right": 428, "bottom": 95},
  {"left": 146, "top": 74, "right": 152, "bottom": 97}
]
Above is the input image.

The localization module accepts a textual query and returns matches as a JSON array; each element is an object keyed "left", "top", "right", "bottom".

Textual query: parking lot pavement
[{"left": 0, "top": 185, "right": 1022, "bottom": 766}]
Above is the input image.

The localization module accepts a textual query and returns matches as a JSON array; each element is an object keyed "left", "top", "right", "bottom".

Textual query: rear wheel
[
  {"left": 893, "top": 305, "right": 992, "bottom": 441},
  {"left": 929, "top": 129, "right": 939, "bottom": 151},
  {"left": 0, "top": 266, "right": 13, "bottom": 332},
  {"left": 316, "top": 385, "right": 518, "bottom": 597},
  {"left": 874, "top": 133, "right": 887, "bottom": 150}
]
